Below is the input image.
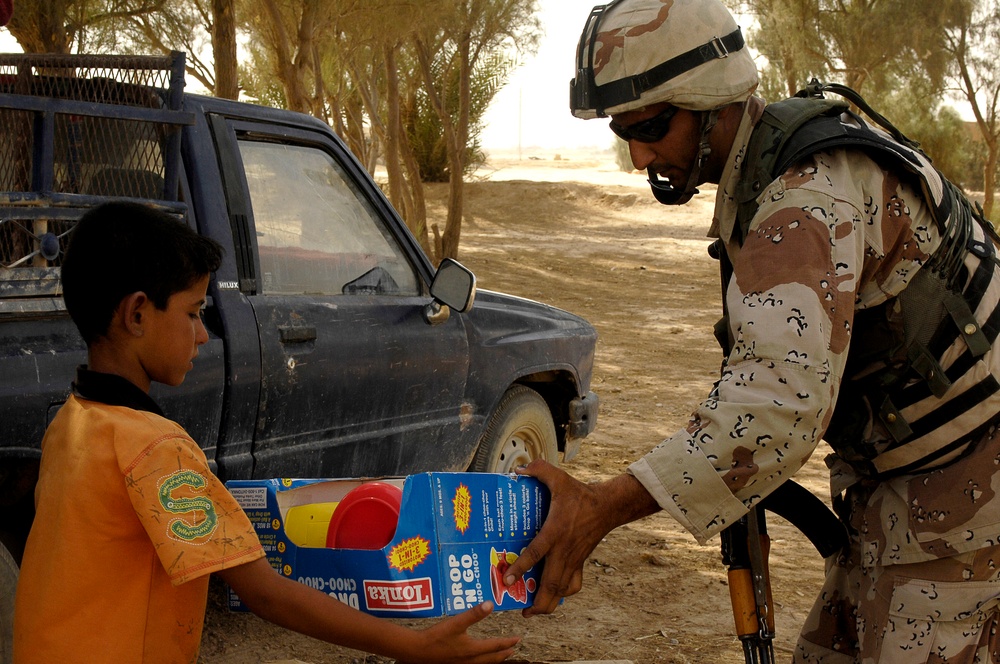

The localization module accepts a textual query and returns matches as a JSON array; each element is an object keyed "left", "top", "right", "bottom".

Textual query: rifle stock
[
  {"left": 722, "top": 480, "right": 847, "bottom": 663},
  {"left": 759, "top": 479, "right": 848, "bottom": 558}
]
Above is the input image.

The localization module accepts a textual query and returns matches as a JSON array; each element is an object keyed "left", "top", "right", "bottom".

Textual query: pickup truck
[{"left": 0, "top": 52, "right": 598, "bottom": 657}]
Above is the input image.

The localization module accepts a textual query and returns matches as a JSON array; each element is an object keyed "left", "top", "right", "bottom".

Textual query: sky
[{"left": 479, "top": 0, "right": 615, "bottom": 152}]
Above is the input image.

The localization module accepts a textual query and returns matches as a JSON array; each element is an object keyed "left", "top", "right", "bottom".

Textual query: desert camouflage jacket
[{"left": 629, "top": 97, "right": 1000, "bottom": 566}]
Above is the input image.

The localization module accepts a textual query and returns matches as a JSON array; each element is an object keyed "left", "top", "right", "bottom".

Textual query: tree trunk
[
  {"left": 383, "top": 45, "right": 408, "bottom": 219},
  {"left": 295, "top": 1, "right": 319, "bottom": 117},
  {"left": 400, "top": 136, "right": 431, "bottom": 258},
  {"left": 337, "top": 57, "right": 381, "bottom": 177},
  {"left": 310, "top": 41, "right": 327, "bottom": 121},
  {"left": 441, "top": 151, "right": 464, "bottom": 260},
  {"left": 7, "top": 0, "right": 72, "bottom": 53},
  {"left": 212, "top": 0, "right": 239, "bottom": 99},
  {"left": 440, "top": 29, "right": 473, "bottom": 261},
  {"left": 260, "top": 0, "right": 311, "bottom": 113},
  {"left": 399, "top": 86, "right": 431, "bottom": 257},
  {"left": 984, "top": 139, "right": 998, "bottom": 222}
]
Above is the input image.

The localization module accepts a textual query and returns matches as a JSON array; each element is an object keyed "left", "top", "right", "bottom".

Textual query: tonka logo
[{"left": 364, "top": 578, "right": 434, "bottom": 612}]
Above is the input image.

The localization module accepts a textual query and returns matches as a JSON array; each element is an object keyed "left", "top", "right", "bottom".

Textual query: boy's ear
[{"left": 119, "top": 291, "right": 150, "bottom": 337}]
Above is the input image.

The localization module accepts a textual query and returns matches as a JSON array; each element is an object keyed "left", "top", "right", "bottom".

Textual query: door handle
[{"left": 278, "top": 325, "right": 317, "bottom": 343}]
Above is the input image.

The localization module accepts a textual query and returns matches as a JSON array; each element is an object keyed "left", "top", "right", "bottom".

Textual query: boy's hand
[{"left": 398, "top": 601, "right": 519, "bottom": 664}]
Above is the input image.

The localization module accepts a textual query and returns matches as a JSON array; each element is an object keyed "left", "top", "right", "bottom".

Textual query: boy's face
[{"left": 136, "top": 275, "right": 211, "bottom": 387}]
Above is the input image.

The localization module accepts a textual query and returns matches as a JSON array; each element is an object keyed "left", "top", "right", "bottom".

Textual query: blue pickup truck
[{"left": 0, "top": 52, "right": 598, "bottom": 656}]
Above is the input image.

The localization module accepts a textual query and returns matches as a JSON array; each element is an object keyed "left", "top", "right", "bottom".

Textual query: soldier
[{"left": 504, "top": 0, "right": 1000, "bottom": 662}]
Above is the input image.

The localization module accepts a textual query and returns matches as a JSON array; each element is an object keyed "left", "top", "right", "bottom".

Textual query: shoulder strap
[
  {"left": 801, "top": 80, "right": 920, "bottom": 149},
  {"left": 734, "top": 91, "right": 933, "bottom": 246},
  {"left": 733, "top": 96, "right": 847, "bottom": 242}
]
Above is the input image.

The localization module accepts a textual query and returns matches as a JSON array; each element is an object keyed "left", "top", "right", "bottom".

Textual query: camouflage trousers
[{"left": 792, "top": 537, "right": 1000, "bottom": 663}]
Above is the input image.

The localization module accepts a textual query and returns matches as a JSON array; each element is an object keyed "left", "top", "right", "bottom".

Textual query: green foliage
[
  {"left": 732, "top": 0, "right": 955, "bottom": 96},
  {"left": 614, "top": 136, "right": 633, "bottom": 172},
  {"left": 238, "top": 43, "right": 289, "bottom": 110},
  {"left": 405, "top": 48, "right": 517, "bottom": 182},
  {"left": 910, "top": 108, "right": 980, "bottom": 192},
  {"left": 861, "top": 78, "right": 980, "bottom": 191},
  {"left": 729, "top": 0, "right": 991, "bottom": 193}
]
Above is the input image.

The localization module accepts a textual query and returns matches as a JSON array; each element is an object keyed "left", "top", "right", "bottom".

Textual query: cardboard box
[{"left": 226, "top": 472, "right": 550, "bottom": 618}]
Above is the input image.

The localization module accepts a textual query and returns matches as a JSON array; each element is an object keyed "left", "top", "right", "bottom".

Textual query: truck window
[{"left": 238, "top": 140, "right": 419, "bottom": 297}]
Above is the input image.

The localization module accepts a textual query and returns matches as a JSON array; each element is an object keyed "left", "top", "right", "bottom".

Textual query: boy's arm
[{"left": 216, "top": 557, "right": 519, "bottom": 664}]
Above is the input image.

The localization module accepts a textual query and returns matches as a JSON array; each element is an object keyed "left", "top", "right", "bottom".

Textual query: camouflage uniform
[{"left": 627, "top": 98, "right": 1000, "bottom": 662}]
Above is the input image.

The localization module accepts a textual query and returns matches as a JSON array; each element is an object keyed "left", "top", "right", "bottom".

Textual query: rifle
[{"left": 721, "top": 480, "right": 848, "bottom": 663}]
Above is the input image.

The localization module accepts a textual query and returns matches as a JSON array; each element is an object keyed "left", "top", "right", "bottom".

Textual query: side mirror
[{"left": 425, "top": 259, "right": 476, "bottom": 324}]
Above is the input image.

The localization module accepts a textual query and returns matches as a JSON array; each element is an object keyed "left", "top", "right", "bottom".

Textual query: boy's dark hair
[{"left": 61, "top": 202, "right": 224, "bottom": 345}]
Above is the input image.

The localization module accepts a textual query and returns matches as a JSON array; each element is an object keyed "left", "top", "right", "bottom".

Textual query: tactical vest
[{"left": 713, "top": 82, "right": 1000, "bottom": 477}]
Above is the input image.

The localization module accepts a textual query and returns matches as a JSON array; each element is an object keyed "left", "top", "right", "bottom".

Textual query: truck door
[{"left": 212, "top": 118, "right": 472, "bottom": 478}]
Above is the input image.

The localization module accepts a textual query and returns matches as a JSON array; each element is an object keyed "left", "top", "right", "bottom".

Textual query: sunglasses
[{"left": 609, "top": 105, "right": 679, "bottom": 143}]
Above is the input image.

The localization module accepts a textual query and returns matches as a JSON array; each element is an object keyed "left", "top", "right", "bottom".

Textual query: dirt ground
[{"left": 198, "top": 152, "right": 836, "bottom": 664}]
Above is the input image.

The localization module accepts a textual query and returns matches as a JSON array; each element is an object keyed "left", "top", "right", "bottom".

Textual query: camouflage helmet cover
[{"left": 570, "top": 0, "right": 759, "bottom": 119}]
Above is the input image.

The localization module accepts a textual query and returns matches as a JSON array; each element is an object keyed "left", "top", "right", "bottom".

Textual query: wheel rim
[{"left": 493, "top": 426, "right": 546, "bottom": 473}]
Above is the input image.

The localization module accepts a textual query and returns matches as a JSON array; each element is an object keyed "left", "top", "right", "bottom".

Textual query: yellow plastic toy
[{"left": 283, "top": 501, "right": 339, "bottom": 548}]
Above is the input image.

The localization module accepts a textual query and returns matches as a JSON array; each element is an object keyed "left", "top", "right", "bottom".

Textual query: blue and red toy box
[{"left": 226, "top": 472, "right": 549, "bottom": 618}]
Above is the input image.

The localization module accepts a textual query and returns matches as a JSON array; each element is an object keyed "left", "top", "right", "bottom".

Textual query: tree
[
  {"left": 6, "top": 0, "right": 164, "bottom": 53},
  {"left": 7, "top": 0, "right": 236, "bottom": 99},
  {"left": 111, "top": 0, "right": 219, "bottom": 93},
  {"left": 238, "top": 0, "right": 537, "bottom": 262},
  {"left": 237, "top": 0, "right": 329, "bottom": 116},
  {"left": 728, "top": 0, "right": 985, "bottom": 203},
  {"left": 321, "top": 1, "right": 442, "bottom": 254},
  {"left": 729, "top": 0, "right": 954, "bottom": 100},
  {"left": 211, "top": 0, "right": 238, "bottom": 99},
  {"left": 413, "top": 0, "right": 539, "bottom": 261},
  {"left": 237, "top": 0, "right": 438, "bottom": 254},
  {"left": 728, "top": 0, "right": 819, "bottom": 100},
  {"left": 240, "top": 0, "right": 439, "bottom": 252},
  {"left": 867, "top": 73, "right": 979, "bottom": 191},
  {"left": 943, "top": 0, "right": 1000, "bottom": 219},
  {"left": 405, "top": 47, "right": 514, "bottom": 183}
]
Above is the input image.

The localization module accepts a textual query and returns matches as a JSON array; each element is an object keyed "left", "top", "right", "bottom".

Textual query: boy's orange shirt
[{"left": 13, "top": 369, "right": 264, "bottom": 663}]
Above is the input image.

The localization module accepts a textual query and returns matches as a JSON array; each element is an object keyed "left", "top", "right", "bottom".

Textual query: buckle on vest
[
  {"left": 944, "top": 290, "right": 991, "bottom": 357},
  {"left": 877, "top": 395, "right": 914, "bottom": 442},
  {"left": 908, "top": 344, "right": 952, "bottom": 398}
]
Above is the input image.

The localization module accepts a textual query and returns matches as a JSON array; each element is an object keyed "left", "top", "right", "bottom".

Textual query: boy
[{"left": 12, "top": 201, "right": 519, "bottom": 663}]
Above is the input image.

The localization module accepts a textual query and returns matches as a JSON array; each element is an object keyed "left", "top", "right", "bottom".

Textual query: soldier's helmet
[{"left": 570, "top": 0, "right": 759, "bottom": 119}]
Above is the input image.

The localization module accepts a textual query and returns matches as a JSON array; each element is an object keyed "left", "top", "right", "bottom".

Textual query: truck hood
[{"left": 463, "top": 289, "right": 598, "bottom": 390}]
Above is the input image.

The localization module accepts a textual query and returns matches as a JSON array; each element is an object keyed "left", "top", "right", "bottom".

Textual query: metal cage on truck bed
[{"left": 0, "top": 52, "right": 193, "bottom": 298}]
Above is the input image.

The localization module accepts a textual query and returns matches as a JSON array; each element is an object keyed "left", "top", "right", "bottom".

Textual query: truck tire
[
  {"left": 0, "top": 542, "right": 16, "bottom": 664},
  {"left": 471, "top": 385, "right": 559, "bottom": 474}
]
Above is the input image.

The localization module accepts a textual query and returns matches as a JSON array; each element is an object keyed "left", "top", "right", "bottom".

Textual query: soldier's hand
[{"left": 504, "top": 460, "right": 662, "bottom": 616}]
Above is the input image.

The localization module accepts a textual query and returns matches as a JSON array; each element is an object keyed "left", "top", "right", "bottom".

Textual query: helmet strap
[{"left": 648, "top": 109, "right": 720, "bottom": 206}]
